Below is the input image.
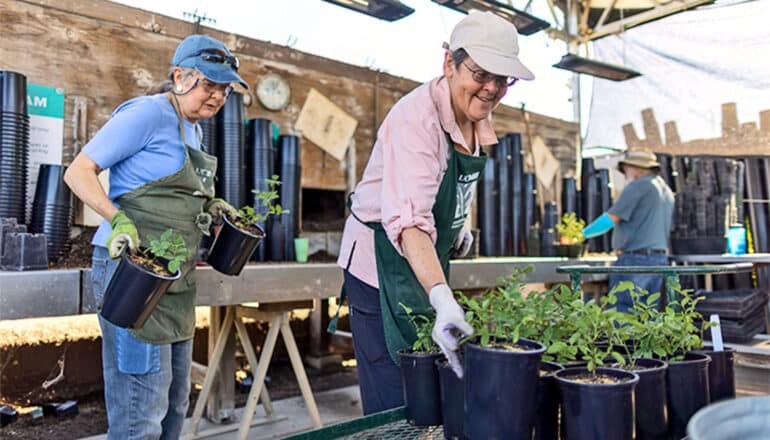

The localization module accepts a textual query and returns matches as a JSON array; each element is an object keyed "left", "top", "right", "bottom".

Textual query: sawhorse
[{"left": 187, "top": 302, "right": 323, "bottom": 439}]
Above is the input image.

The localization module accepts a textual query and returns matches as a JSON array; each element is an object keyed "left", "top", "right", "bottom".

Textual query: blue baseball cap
[{"left": 172, "top": 34, "right": 248, "bottom": 90}]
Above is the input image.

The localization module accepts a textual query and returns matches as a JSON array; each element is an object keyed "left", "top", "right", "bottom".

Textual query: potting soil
[
  {"left": 127, "top": 252, "right": 172, "bottom": 277},
  {"left": 569, "top": 373, "right": 635, "bottom": 384}
]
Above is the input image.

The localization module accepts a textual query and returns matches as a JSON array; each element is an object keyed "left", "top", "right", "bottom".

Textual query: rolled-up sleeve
[{"left": 379, "top": 111, "right": 443, "bottom": 254}]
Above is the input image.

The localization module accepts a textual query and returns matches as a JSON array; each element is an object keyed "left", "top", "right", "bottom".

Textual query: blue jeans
[
  {"left": 343, "top": 271, "right": 403, "bottom": 415},
  {"left": 93, "top": 246, "right": 193, "bottom": 440},
  {"left": 609, "top": 253, "right": 670, "bottom": 314}
]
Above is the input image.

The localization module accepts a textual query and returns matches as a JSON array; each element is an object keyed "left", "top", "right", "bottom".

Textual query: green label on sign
[{"left": 26, "top": 84, "right": 65, "bottom": 118}]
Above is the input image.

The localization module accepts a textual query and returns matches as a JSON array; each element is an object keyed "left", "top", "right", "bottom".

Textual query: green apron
[
  {"left": 116, "top": 93, "right": 217, "bottom": 344},
  {"left": 337, "top": 133, "right": 487, "bottom": 364}
]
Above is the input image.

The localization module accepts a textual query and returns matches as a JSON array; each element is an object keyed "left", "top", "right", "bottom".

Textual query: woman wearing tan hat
[
  {"left": 333, "top": 11, "right": 534, "bottom": 414},
  {"left": 64, "top": 34, "right": 244, "bottom": 439},
  {"left": 583, "top": 149, "right": 675, "bottom": 312}
]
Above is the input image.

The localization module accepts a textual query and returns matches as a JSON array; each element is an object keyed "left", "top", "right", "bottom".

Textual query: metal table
[{"left": 556, "top": 263, "right": 755, "bottom": 304}]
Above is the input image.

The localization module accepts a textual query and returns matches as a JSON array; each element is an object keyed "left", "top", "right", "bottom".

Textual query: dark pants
[
  {"left": 609, "top": 252, "right": 670, "bottom": 313},
  {"left": 343, "top": 270, "right": 403, "bottom": 415}
]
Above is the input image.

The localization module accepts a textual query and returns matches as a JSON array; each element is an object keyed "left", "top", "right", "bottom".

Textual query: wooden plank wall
[{"left": 2, "top": 0, "right": 579, "bottom": 193}]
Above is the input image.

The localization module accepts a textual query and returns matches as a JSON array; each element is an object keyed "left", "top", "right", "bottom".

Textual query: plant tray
[
  {"left": 671, "top": 236, "right": 726, "bottom": 255},
  {"left": 694, "top": 288, "right": 768, "bottom": 320},
  {"left": 703, "top": 302, "right": 767, "bottom": 344},
  {"left": 282, "top": 407, "right": 443, "bottom": 440}
]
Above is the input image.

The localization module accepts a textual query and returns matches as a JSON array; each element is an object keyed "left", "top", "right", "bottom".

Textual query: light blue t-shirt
[
  {"left": 609, "top": 175, "right": 675, "bottom": 252},
  {"left": 83, "top": 94, "right": 202, "bottom": 247}
]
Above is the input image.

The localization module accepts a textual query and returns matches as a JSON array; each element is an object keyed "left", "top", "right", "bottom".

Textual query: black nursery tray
[{"left": 694, "top": 288, "right": 768, "bottom": 320}]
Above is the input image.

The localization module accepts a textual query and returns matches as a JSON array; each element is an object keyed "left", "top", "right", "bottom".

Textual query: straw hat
[{"left": 618, "top": 149, "right": 660, "bottom": 171}]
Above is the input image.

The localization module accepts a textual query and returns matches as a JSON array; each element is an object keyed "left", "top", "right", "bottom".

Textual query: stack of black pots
[
  {"left": 597, "top": 168, "right": 612, "bottom": 252},
  {"left": 29, "top": 164, "right": 72, "bottom": 261},
  {"left": 275, "top": 135, "right": 301, "bottom": 261},
  {"left": 478, "top": 155, "right": 498, "bottom": 256},
  {"left": 246, "top": 118, "right": 274, "bottom": 262},
  {"left": 562, "top": 177, "right": 578, "bottom": 216},
  {"left": 0, "top": 71, "right": 30, "bottom": 222},
  {"left": 199, "top": 115, "right": 218, "bottom": 156},
  {"left": 581, "top": 158, "right": 601, "bottom": 252},
  {"left": 215, "top": 92, "right": 246, "bottom": 208},
  {"left": 509, "top": 133, "right": 524, "bottom": 256},
  {"left": 496, "top": 135, "right": 513, "bottom": 256}
]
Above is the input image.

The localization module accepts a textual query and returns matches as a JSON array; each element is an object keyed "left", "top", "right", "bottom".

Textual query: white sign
[{"left": 26, "top": 84, "right": 65, "bottom": 221}]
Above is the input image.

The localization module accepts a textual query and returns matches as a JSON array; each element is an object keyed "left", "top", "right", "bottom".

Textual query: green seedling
[{"left": 144, "top": 228, "right": 189, "bottom": 274}]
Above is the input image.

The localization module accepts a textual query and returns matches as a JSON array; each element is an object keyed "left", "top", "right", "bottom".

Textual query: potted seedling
[
  {"left": 458, "top": 268, "right": 546, "bottom": 440},
  {"left": 553, "top": 290, "right": 640, "bottom": 440},
  {"left": 207, "top": 175, "right": 288, "bottom": 275},
  {"left": 656, "top": 290, "right": 713, "bottom": 440},
  {"left": 555, "top": 213, "right": 586, "bottom": 258},
  {"left": 397, "top": 304, "right": 443, "bottom": 427},
  {"left": 607, "top": 282, "right": 670, "bottom": 440},
  {"left": 101, "top": 228, "right": 188, "bottom": 329}
]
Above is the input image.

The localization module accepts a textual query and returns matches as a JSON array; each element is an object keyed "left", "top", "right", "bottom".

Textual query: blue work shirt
[
  {"left": 608, "top": 174, "right": 674, "bottom": 252},
  {"left": 82, "top": 94, "right": 203, "bottom": 247}
]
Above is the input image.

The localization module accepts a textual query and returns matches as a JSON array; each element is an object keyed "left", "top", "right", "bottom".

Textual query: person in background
[
  {"left": 582, "top": 149, "right": 675, "bottom": 313},
  {"left": 64, "top": 35, "right": 244, "bottom": 439},
  {"left": 334, "top": 11, "right": 534, "bottom": 414}
]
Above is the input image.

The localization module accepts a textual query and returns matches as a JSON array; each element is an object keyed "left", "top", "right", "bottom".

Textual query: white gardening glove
[
  {"left": 430, "top": 283, "right": 474, "bottom": 378},
  {"left": 453, "top": 227, "right": 473, "bottom": 258}
]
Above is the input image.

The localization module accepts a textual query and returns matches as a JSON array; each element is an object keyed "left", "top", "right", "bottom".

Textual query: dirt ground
[{"left": 0, "top": 360, "right": 359, "bottom": 440}]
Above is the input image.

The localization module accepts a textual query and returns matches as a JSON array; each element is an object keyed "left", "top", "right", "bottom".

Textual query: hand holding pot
[
  {"left": 429, "top": 284, "right": 473, "bottom": 378},
  {"left": 107, "top": 210, "right": 139, "bottom": 259},
  {"left": 205, "top": 198, "right": 238, "bottom": 225}
]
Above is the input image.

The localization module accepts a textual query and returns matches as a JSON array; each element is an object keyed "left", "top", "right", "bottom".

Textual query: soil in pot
[
  {"left": 464, "top": 338, "right": 545, "bottom": 440},
  {"left": 100, "top": 249, "right": 181, "bottom": 329},
  {"left": 555, "top": 367, "right": 639, "bottom": 440},
  {"left": 399, "top": 350, "right": 443, "bottom": 427},
  {"left": 696, "top": 348, "right": 735, "bottom": 403},
  {"left": 207, "top": 214, "right": 265, "bottom": 276},
  {"left": 436, "top": 358, "right": 465, "bottom": 440},
  {"left": 533, "top": 361, "right": 564, "bottom": 440},
  {"left": 666, "top": 352, "right": 711, "bottom": 440}
]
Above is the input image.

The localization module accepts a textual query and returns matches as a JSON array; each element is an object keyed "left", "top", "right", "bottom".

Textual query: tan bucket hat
[
  {"left": 448, "top": 11, "right": 535, "bottom": 80},
  {"left": 618, "top": 149, "right": 661, "bottom": 171}
]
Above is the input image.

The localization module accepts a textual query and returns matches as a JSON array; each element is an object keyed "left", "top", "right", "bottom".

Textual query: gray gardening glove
[{"left": 430, "top": 284, "right": 473, "bottom": 378}]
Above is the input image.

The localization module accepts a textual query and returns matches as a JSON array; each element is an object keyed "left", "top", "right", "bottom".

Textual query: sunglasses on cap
[
  {"left": 463, "top": 63, "right": 518, "bottom": 88},
  {"left": 187, "top": 48, "right": 240, "bottom": 71}
]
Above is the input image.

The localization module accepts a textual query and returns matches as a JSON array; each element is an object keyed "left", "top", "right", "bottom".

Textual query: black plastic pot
[
  {"left": 100, "top": 249, "right": 181, "bottom": 329},
  {"left": 629, "top": 358, "right": 669, "bottom": 440},
  {"left": 398, "top": 350, "right": 442, "bottom": 427},
  {"left": 207, "top": 215, "right": 265, "bottom": 276},
  {"left": 696, "top": 348, "right": 735, "bottom": 403},
  {"left": 464, "top": 338, "right": 545, "bottom": 440},
  {"left": 277, "top": 135, "right": 300, "bottom": 261},
  {"left": 555, "top": 367, "right": 639, "bottom": 440},
  {"left": 533, "top": 361, "right": 564, "bottom": 440},
  {"left": 666, "top": 352, "right": 711, "bottom": 440},
  {"left": 555, "top": 243, "right": 585, "bottom": 258},
  {"left": 436, "top": 359, "right": 465, "bottom": 440},
  {"left": 30, "top": 164, "right": 73, "bottom": 261}
]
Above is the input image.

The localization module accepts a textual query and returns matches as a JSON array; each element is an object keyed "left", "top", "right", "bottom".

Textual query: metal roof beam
[{"left": 585, "top": 0, "right": 713, "bottom": 41}]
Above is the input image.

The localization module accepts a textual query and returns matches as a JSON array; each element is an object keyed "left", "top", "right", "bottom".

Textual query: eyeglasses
[
  {"left": 194, "top": 77, "right": 234, "bottom": 98},
  {"left": 462, "top": 63, "right": 518, "bottom": 88},
  {"left": 188, "top": 48, "right": 240, "bottom": 72}
]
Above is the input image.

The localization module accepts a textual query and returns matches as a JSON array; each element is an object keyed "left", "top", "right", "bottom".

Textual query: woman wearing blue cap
[{"left": 64, "top": 34, "right": 247, "bottom": 439}]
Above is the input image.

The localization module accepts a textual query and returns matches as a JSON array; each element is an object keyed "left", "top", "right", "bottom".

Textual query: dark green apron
[
  {"left": 333, "top": 133, "right": 486, "bottom": 364},
  {"left": 116, "top": 93, "right": 217, "bottom": 344}
]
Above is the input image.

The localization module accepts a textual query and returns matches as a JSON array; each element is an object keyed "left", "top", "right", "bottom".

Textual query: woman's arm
[
  {"left": 63, "top": 152, "right": 118, "bottom": 222},
  {"left": 401, "top": 226, "right": 446, "bottom": 294}
]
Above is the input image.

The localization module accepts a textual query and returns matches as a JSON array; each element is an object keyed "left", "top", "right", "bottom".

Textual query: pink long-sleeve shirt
[{"left": 337, "top": 76, "right": 499, "bottom": 288}]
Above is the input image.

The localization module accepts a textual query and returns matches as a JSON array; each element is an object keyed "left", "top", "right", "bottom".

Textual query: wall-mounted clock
[{"left": 256, "top": 73, "right": 291, "bottom": 111}]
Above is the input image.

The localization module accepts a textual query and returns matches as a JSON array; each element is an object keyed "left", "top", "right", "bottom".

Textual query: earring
[{"left": 175, "top": 85, "right": 183, "bottom": 92}]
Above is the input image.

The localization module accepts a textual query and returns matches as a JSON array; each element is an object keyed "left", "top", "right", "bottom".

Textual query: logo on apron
[{"left": 452, "top": 171, "right": 480, "bottom": 229}]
